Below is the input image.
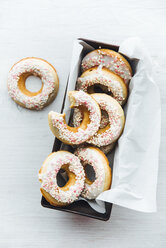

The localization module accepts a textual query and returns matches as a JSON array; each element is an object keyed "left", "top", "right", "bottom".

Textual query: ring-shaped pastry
[
  {"left": 48, "top": 91, "right": 101, "bottom": 145},
  {"left": 75, "top": 147, "right": 112, "bottom": 200},
  {"left": 81, "top": 49, "right": 132, "bottom": 85},
  {"left": 86, "top": 93, "right": 125, "bottom": 147},
  {"left": 7, "top": 57, "right": 59, "bottom": 110},
  {"left": 38, "top": 151, "right": 85, "bottom": 206},
  {"left": 77, "top": 67, "right": 128, "bottom": 106}
]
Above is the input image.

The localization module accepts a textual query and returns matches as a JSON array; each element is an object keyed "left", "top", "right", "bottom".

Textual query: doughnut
[
  {"left": 38, "top": 151, "right": 85, "bottom": 206},
  {"left": 75, "top": 147, "right": 112, "bottom": 200},
  {"left": 7, "top": 57, "right": 59, "bottom": 110},
  {"left": 86, "top": 93, "right": 125, "bottom": 147},
  {"left": 77, "top": 67, "right": 128, "bottom": 106},
  {"left": 72, "top": 106, "right": 115, "bottom": 154},
  {"left": 81, "top": 49, "right": 132, "bottom": 85},
  {"left": 48, "top": 90, "right": 101, "bottom": 145}
]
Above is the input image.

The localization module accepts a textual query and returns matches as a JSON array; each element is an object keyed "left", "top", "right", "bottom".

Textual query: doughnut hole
[
  {"left": 56, "top": 165, "right": 76, "bottom": 191},
  {"left": 84, "top": 164, "right": 96, "bottom": 185},
  {"left": 18, "top": 72, "right": 43, "bottom": 96}
]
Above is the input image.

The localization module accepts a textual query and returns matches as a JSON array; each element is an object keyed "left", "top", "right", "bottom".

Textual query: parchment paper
[{"left": 64, "top": 37, "right": 161, "bottom": 213}]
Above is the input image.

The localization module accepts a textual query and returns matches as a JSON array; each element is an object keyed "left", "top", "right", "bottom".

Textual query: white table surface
[{"left": 0, "top": 0, "right": 166, "bottom": 247}]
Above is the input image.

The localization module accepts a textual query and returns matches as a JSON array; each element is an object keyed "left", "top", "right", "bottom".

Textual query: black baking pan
[{"left": 41, "top": 38, "right": 138, "bottom": 221}]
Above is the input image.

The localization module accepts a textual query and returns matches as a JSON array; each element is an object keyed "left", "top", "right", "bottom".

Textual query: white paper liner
[{"left": 64, "top": 37, "right": 161, "bottom": 213}]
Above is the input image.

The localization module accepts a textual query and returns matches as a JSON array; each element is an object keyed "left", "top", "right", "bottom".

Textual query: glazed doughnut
[
  {"left": 38, "top": 151, "right": 85, "bottom": 206},
  {"left": 77, "top": 67, "right": 127, "bottom": 106},
  {"left": 81, "top": 49, "right": 132, "bottom": 85},
  {"left": 7, "top": 57, "right": 59, "bottom": 110},
  {"left": 75, "top": 147, "right": 112, "bottom": 200},
  {"left": 86, "top": 93, "right": 125, "bottom": 147},
  {"left": 48, "top": 90, "right": 101, "bottom": 145},
  {"left": 72, "top": 106, "right": 115, "bottom": 154}
]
